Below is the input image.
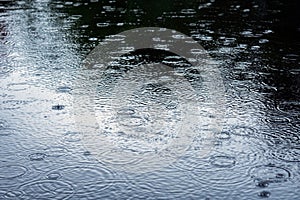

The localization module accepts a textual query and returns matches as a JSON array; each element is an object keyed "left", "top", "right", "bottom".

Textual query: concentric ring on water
[
  {"left": 19, "top": 180, "right": 74, "bottom": 200},
  {"left": 74, "top": 27, "right": 226, "bottom": 173}
]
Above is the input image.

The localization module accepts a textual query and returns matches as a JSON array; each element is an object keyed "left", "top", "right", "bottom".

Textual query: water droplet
[
  {"left": 258, "top": 191, "right": 271, "bottom": 198},
  {"left": 83, "top": 151, "right": 91, "bottom": 156},
  {"left": 88, "top": 37, "right": 98, "bottom": 41},
  {"left": 263, "top": 30, "right": 273, "bottom": 34},
  {"left": 256, "top": 180, "right": 269, "bottom": 188},
  {"left": 259, "top": 39, "right": 269, "bottom": 44},
  {"left": 52, "top": 104, "right": 65, "bottom": 110},
  {"left": 240, "top": 30, "right": 253, "bottom": 37}
]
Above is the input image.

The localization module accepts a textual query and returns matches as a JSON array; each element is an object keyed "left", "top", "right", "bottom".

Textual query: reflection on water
[{"left": 0, "top": 0, "right": 299, "bottom": 199}]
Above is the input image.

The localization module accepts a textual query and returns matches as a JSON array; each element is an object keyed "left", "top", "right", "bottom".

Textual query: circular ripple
[
  {"left": 28, "top": 153, "right": 47, "bottom": 161},
  {"left": 179, "top": 137, "right": 265, "bottom": 191},
  {"left": 215, "top": 131, "right": 231, "bottom": 140},
  {"left": 210, "top": 155, "right": 236, "bottom": 168},
  {"left": 276, "top": 101, "right": 300, "bottom": 116},
  {"left": 118, "top": 115, "right": 147, "bottom": 127},
  {"left": 262, "top": 129, "right": 300, "bottom": 147},
  {"left": 249, "top": 164, "right": 291, "bottom": 183},
  {"left": 231, "top": 126, "right": 257, "bottom": 137},
  {"left": 3, "top": 190, "right": 23, "bottom": 199},
  {"left": 19, "top": 180, "right": 74, "bottom": 200},
  {"left": 0, "top": 120, "right": 15, "bottom": 136},
  {"left": 46, "top": 172, "right": 61, "bottom": 180},
  {"left": 7, "top": 82, "right": 30, "bottom": 91},
  {"left": 0, "top": 128, "right": 16, "bottom": 136},
  {"left": 63, "top": 131, "right": 82, "bottom": 143},
  {"left": 272, "top": 146, "right": 300, "bottom": 162},
  {"left": 264, "top": 115, "right": 292, "bottom": 125},
  {"left": 0, "top": 64, "right": 13, "bottom": 77},
  {"left": 47, "top": 164, "right": 118, "bottom": 196},
  {"left": 0, "top": 165, "right": 27, "bottom": 179},
  {"left": 56, "top": 86, "right": 72, "bottom": 93},
  {"left": 75, "top": 27, "right": 226, "bottom": 173},
  {"left": 1, "top": 100, "right": 32, "bottom": 110},
  {"left": 44, "top": 146, "right": 68, "bottom": 158},
  {"left": 0, "top": 119, "right": 8, "bottom": 129}
]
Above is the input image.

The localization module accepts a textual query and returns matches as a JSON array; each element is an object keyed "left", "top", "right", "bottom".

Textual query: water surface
[{"left": 0, "top": 0, "right": 299, "bottom": 199}]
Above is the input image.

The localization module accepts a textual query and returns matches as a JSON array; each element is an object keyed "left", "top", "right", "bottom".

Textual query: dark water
[{"left": 0, "top": 0, "right": 299, "bottom": 199}]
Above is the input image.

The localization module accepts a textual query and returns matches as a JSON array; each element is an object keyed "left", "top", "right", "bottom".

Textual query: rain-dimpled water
[{"left": 0, "top": 0, "right": 299, "bottom": 199}]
